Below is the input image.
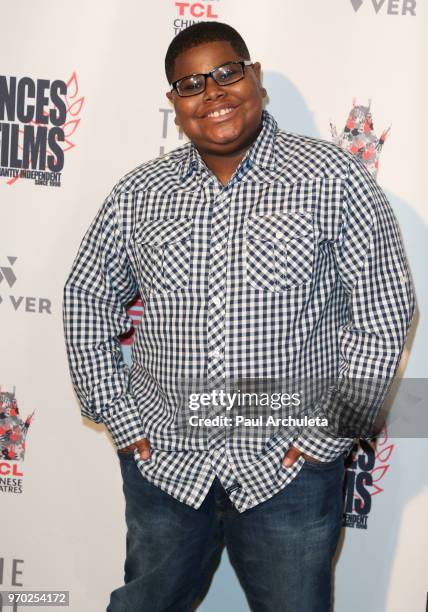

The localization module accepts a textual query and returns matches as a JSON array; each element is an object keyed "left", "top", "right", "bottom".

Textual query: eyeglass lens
[{"left": 177, "top": 62, "right": 244, "bottom": 97}]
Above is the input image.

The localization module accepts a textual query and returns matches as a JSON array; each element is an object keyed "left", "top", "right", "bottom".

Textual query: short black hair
[{"left": 165, "top": 21, "right": 251, "bottom": 84}]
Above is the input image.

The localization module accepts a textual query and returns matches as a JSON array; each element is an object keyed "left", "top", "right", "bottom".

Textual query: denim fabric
[{"left": 107, "top": 450, "right": 345, "bottom": 612}]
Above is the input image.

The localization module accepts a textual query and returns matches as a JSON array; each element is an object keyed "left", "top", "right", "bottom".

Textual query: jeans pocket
[
  {"left": 303, "top": 453, "right": 344, "bottom": 471},
  {"left": 117, "top": 448, "right": 137, "bottom": 461}
]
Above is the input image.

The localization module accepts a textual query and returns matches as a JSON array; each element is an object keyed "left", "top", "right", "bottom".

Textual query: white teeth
[{"left": 207, "top": 107, "right": 233, "bottom": 118}]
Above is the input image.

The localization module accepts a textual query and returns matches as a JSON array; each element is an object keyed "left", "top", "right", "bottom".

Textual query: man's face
[{"left": 166, "top": 40, "right": 266, "bottom": 157}]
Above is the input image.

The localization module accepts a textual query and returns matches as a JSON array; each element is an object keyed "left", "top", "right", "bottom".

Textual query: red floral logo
[{"left": 0, "top": 387, "right": 34, "bottom": 461}]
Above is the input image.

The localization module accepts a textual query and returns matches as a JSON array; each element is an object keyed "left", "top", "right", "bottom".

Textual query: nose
[{"left": 203, "top": 75, "right": 226, "bottom": 101}]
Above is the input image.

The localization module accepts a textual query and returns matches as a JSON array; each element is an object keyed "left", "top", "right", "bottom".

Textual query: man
[{"left": 63, "top": 21, "right": 415, "bottom": 612}]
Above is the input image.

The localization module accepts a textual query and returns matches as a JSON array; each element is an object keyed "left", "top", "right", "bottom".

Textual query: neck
[
  {"left": 198, "top": 121, "right": 263, "bottom": 186},
  {"left": 199, "top": 147, "right": 248, "bottom": 186}
]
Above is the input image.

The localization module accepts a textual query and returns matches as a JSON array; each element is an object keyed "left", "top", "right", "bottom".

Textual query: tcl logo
[
  {"left": 175, "top": 2, "right": 218, "bottom": 18},
  {"left": 0, "top": 462, "right": 23, "bottom": 476}
]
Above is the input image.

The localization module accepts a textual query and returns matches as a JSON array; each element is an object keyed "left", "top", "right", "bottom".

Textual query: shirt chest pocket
[
  {"left": 134, "top": 216, "right": 194, "bottom": 294},
  {"left": 245, "top": 212, "right": 314, "bottom": 291}
]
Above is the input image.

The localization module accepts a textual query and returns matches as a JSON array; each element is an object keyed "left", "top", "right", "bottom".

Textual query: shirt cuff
[
  {"left": 102, "top": 395, "right": 147, "bottom": 449},
  {"left": 293, "top": 429, "right": 354, "bottom": 463}
]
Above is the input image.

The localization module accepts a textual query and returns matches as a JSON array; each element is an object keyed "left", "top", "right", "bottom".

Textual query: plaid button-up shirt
[{"left": 63, "top": 111, "right": 415, "bottom": 512}]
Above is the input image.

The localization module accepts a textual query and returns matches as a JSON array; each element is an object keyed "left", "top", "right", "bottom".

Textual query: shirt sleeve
[
  {"left": 294, "top": 155, "right": 416, "bottom": 462},
  {"left": 62, "top": 189, "right": 147, "bottom": 449}
]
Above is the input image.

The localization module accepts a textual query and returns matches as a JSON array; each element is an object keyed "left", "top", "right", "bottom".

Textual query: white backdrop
[{"left": 1, "top": 1, "right": 427, "bottom": 611}]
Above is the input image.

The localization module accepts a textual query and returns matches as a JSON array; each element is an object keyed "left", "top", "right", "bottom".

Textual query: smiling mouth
[{"left": 205, "top": 107, "right": 235, "bottom": 119}]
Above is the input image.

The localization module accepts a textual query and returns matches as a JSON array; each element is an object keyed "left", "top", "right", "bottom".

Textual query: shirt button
[
  {"left": 212, "top": 296, "right": 222, "bottom": 307},
  {"left": 214, "top": 243, "right": 224, "bottom": 253},
  {"left": 213, "top": 449, "right": 221, "bottom": 459},
  {"left": 211, "top": 347, "right": 222, "bottom": 359}
]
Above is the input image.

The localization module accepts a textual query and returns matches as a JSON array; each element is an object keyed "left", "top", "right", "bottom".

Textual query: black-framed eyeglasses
[{"left": 170, "top": 60, "right": 253, "bottom": 97}]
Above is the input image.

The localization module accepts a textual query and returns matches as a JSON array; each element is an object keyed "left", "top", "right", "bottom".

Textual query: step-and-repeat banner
[{"left": 1, "top": 1, "right": 426, "bottom": 611}]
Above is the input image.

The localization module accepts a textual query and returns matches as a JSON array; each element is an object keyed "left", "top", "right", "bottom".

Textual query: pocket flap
[
  {"left": 134, "top": 216, "right": 194, "bottom": 246},
  {"left": 247, "top": 212, "right": 313, "bottom": 242}
]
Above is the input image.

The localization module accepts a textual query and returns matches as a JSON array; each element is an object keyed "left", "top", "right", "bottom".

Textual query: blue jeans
[{"left": 107, "top": 451, "right": 345, "bottom": 612}]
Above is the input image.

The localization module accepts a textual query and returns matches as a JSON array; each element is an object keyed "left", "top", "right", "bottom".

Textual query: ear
[
  {"left": 251, "top": 62, "right": 267, "bottom": 99},
  {"left": 166, "top": 90, "right": 180, "bottom": 125}
]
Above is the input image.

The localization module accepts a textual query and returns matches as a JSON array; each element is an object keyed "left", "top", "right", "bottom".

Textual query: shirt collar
[{"left": 179, "top": 109, "right": 278, "bottom": 182}]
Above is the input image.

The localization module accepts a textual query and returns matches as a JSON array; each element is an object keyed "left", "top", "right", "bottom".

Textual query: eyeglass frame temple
[{"left": 170, "top": 60, "right": 254, "bottom": 94}]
